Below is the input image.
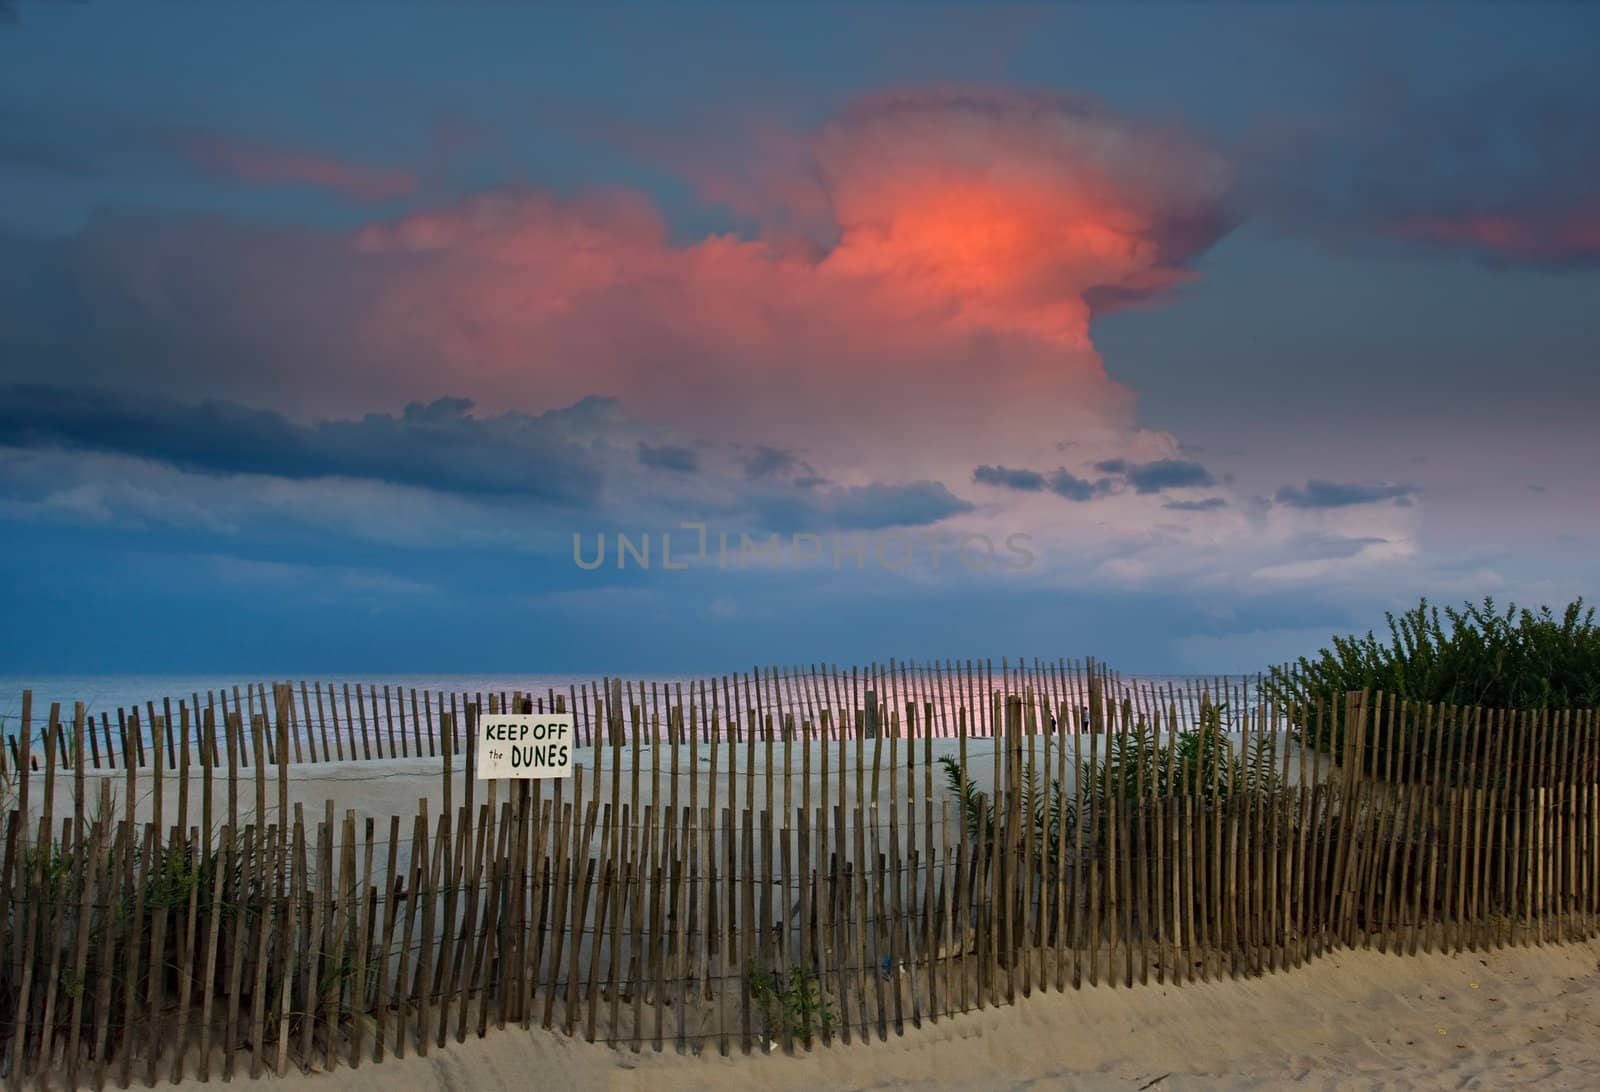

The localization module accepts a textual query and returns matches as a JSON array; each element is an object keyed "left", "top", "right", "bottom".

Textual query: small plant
[
  {"left": 938, "top": 754, "right": 995, "bottom": 847},
  {"left": 1091, "top": 704, "right": 1282, "bottom": 808},
  {"left": 939, "top": 755, "right": 1073, "bottom": 853},
  {"left": 939, "top": 754, "right": 1076, "bottom": 891},
  {"left": 286, "top": 935, "right": 379, "bottom": 1053},
  {"left": 748, "top": 964, "right": 836, "bottom": 1044},
  {"left": 21, "top": 839, "right": 78, "bottom": 891}
]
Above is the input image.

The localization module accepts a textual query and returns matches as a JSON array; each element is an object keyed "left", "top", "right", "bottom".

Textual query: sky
[{"left": 1, "top": 1, "right": 1597, "bottom": 676}]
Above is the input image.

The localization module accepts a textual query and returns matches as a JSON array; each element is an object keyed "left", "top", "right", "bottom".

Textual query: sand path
[{"left": 185, "top": 938, "right": 1600, "bottom": 1090}]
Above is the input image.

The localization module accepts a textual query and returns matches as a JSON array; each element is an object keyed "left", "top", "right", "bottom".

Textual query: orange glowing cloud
[
  {"left": 345, "top": 89, "right": 1232, "bottom": 471},
  {"left": 814, "top": 90, "right": 1233, "bottom": 343},
  {"left": 25, "top": 90, "right": 1233, "bottom": 490}
]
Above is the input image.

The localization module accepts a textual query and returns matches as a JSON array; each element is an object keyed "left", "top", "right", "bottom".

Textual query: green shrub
[
  {"left": 1266, "top": 598, "right": 1600, "bottom": 714},
  {"left": 1262, "top": 597, "right": 1600, "bottom": 777}
]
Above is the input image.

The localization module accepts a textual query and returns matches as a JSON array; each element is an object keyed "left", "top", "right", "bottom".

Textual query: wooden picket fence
[
  {"left": 3, "top": 660, "right": 1599, "bottom": 1089},
  {"left": 2, "top": 663, "right": 1237, "bottom": 775}
]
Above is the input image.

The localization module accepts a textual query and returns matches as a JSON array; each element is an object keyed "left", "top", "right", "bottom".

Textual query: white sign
[{"left": 476, "top": 712, "right": 574, "bottom": 780}]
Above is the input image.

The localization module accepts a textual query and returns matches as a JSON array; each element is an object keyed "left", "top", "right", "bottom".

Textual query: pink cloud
[
  {"left": 811, "top": 89, "right": 1234, "bottom": 338},
  {"left": 179, "top": 133, "right": 419, "bottom": 202},
  {"left": 19, "top": 90, "right": 1236, "bottom": 484},
  {"left": 1243, "top": 71, "right": 1600, "bottom": 270},
  {"left": 344, "top": 90, "right": 1233, "bottom": 467},
  {"left": 1389, "top": 207, "right": 1600, "bottom": 265}
]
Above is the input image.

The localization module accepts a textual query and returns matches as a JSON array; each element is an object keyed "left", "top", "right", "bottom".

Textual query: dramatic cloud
[
  {"left": 1163, "top": 497, "right": 1227, "bottom": 512},
  {"left": 1274, "top": 479, "right": 1417, "bottom": 509},
  {"left": 0, "top": 88, "right": 1235, "bottom": 486},
  {"left": 804, "top": 89, "right": 1236, "bottom": 337},
  {"left": 0, "top": 86, "right": 1283, "bottom": 617},
  {"left": 339, "top": 89, "right": 1234, "bottom": 455}
]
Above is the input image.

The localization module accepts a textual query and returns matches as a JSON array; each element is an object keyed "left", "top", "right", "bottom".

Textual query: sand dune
[{"left": 189, "top": 938, "right": 1600, "bottom": 1091}]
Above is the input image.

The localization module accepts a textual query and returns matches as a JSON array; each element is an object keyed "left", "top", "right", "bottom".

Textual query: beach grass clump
[
  {"left": 939, "top": 700, "right": 1283, "bottom": 860},
  {"left": 0, "top": 823, "right": 290, "bottom": 1069},
  {"left": 1091, "top": 705, "right": 1280, "bottom": 807},
  {"left": 748, "top": 964, "right": 835, "bottom": 1045},
  {"left": 938, "top": 755, "right": 1073, "bottom": 860}
]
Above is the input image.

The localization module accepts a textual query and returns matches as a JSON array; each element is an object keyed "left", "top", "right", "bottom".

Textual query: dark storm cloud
[
  {"left": 750, "top": 480, "right": 974, "bottom": 533},
  {"left": 744, "top": 446, "right": 797, "bottom": 479},
  {"left": 636, "top": 442, "right": 699, "bottom": 473},
  {"left": 742, "top": 444, "right": 821, "bottom": 484},
  {"left": 0, "top": 385, "right": 606, "bottom": 504},
  {"left": 976, "top": 460, "right": 1216, "bottom": 503},
  {"left": 1048, "top": 471, "right": 1110, "bottom": 502},
  {"left": 1094, "top": 458, "right": 1215, "bottom": 494},
  {"left": 973, "top": 464, "right": 1047, "bottom": 491},
  {"left": 1273, "top": 479, "right": 1418, "bottom": 509}
]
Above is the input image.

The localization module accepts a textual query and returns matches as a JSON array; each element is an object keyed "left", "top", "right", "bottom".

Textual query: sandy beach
[{"left": 178, "top": 938, "right": 1600, "bottom": 1091}]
